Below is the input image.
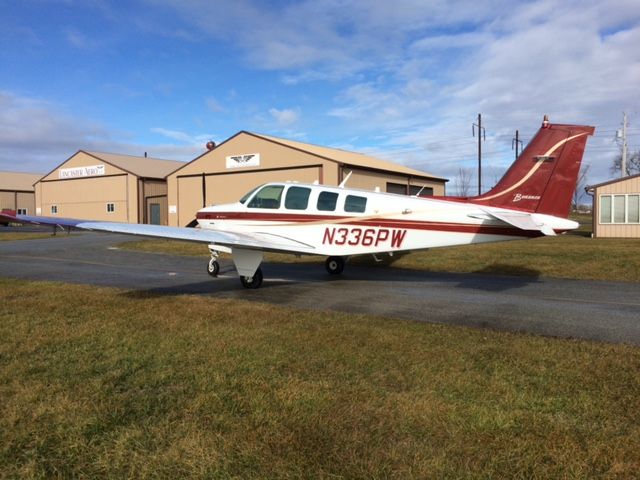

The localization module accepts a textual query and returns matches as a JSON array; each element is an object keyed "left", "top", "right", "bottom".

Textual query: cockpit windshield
[{"left": 239, "top": 184, "right": 264, "bottom": 204}]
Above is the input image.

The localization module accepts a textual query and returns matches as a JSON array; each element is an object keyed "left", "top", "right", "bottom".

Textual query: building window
[
  {"left": 107, "top": 203, "right": 115, "bottom": 213},
  {"left": 284, "top": 186, "right": 311, "bottom": 210},
  {"left": 17, "top": 208, "right": 27, "bottom": 215},
  {"left": 344, "top": 195, "right": 367, "bottom": 213},
  {"left": 600, "top": 194, "right": 640, "bottom": 224},
  {"left": 317, "top": 191, "right": 338, "bottom": 211},
  {"left": 51, "top": 205, "right": 58, "bottom": 214}
]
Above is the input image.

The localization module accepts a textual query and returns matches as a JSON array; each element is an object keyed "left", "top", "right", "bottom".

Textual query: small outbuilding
[
  {"left": 35, "top": 151, "right": 184, "bottom": 224},
  {"left": 586, "top": 174, "right": 640, "bottom": 237},
  {"left": 167, "top": 131, "right": 448, "bottom": 226},
  {"left": 0, "top": 171, "right": 42, "bottom": 216}
]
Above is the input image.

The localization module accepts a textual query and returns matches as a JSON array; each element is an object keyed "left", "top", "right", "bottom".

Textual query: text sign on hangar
[
  {"left": 225, "top": 154, "right": 260, "bottom": 169},
  {"left": 59, "top": 164, "right": 106, "bottom": 179}
]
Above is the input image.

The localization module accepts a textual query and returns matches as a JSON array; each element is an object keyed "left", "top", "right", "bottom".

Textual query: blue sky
[{"left": 2, "top": 0, "right": 640, "bottom": 196}]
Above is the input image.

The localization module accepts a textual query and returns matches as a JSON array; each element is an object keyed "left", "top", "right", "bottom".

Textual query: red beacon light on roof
[{"left": 206, "top": 141, "right": 216, "bottom": 151}]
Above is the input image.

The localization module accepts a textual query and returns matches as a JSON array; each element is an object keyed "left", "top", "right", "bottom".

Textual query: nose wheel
[{"left": 325, "top": 256, "right": 345, "bottom": 275}]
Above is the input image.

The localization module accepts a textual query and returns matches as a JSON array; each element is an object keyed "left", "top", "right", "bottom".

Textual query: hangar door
[
  {"left": 176, "top": 166, "right": 322, "bottom": 226},
  {"left": 205, "top": 166, "right": 323, "bottom": 206}
]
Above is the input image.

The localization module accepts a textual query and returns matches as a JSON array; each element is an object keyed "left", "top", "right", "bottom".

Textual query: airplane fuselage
[{"left": 196, "top": 182, "right": 577, "bottom": 257}]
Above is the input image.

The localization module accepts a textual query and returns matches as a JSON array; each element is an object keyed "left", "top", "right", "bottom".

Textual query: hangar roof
[
  {"left": 586, "top": 173, "right": 640, "bottom": 191},
  {"left": 250, "top": 132, "right": 447, "bottom": 181},
  {"left": 82, "top": 151, "right": 185, "bottom": 179},
  {"left": 0, "top": 171, "right": 43, "bottom": 191}
]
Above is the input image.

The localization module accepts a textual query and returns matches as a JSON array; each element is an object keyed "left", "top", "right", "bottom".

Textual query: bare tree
[
  {"left": 610, "top": 151, "right": 640, "bottom": 176},
  {"left": 573, "top": 164, "right": 590, "bottom": 211},
  {"left": 455, "top": 167, "right": 474, "bottom": 197}
]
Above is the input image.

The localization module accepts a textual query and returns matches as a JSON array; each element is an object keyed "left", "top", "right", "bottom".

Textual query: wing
[{"left": 0, "top": 211, "right": 316, "bottom": 254}]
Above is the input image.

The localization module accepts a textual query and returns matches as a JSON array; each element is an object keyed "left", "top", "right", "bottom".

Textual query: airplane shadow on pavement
[{"left": 119, "top": 261, "right": 542, "bottom": 299}]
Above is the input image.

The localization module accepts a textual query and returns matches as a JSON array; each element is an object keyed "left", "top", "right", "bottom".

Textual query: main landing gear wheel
[
  {"left": 207, "top": 258, "right": 220, "bottom": 277},
  {"left": 240, "top": 267, "right": 263, "bottom": 289},
  {"left": 325, "top": 256, "right": 345, "bottom": 275}
]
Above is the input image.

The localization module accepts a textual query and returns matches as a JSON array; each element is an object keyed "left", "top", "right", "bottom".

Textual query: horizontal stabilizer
[{"left": 480, "top": 209, "right": 557, "bottom": 236}]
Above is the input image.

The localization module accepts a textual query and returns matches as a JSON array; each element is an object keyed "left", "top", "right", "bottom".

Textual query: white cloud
[
  {"left": 7, "top": 0, "right": 639, "bottom": 187},
  {"left": 65, "top": 28, "right": 92, "bottom": 49},
  {"left": 0, "top": 91, "right": 207, "bottom": 173},
  {"left": 269, "top": 108, "right": 300, "bottom": 126},
  {"left": 205, "top": 96, "right": 224, "bottom": 113}
]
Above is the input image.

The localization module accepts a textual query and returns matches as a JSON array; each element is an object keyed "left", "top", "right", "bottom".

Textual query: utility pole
[
  {"left": 512, "top": 129, "right": 523, "bottom": 160},
  {"left": 472, "top": 113, "right": 485, "bottom": 195},
  {"left": 621, "top": 111, "right": 628, "bottom": 177}
]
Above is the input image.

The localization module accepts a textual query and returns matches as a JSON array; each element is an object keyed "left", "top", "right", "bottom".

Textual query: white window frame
[
  {"left": 17, "top": 208, "right": 27, "bottom": 215},
  {"left": 51, "top": 205, "right": 58, "bottom": 214},
  {"left": 599, "top": 194, "right": 640, "bottom": 224},
  {"left": 106, "top": 202, "right": 115, "bottom": 213}
]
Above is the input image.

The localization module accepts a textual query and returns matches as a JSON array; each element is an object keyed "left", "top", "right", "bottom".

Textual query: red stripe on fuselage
[{"left": 195, "top": 211, "right": 543, "bottom": 238}]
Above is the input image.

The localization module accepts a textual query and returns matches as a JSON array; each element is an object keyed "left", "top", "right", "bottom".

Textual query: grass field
[
  {"left": 1, "top": 278, "right": 639, "bottom": 478},
  {"left": 0, "top": 231, "right": 53, "bottom": 241}
]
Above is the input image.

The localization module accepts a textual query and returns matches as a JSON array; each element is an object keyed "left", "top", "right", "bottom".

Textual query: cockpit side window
[
  {"left": 239, "top": 185, "right": 263, "bottom": 204},
  {"left": 317, "top": 191, "right": 339, "bottom": 211},
  {"left": 284, "top": 186, "right": 311, "bottom": 210},
  {"left": 247, "top": 185, "right": 284, "bottom": 209},
  {"left": 344, "top": 195, "right": 367, "bottom": 213}
]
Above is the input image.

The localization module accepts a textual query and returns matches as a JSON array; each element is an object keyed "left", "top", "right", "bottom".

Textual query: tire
[
  {"left": 207, "top": 259, "right": 220, "bottom": 277},
  {"left": 240, "top": 267, "right": 263, "bottom": 289},
  {"left": 325, "top": 256, "right": 345, "bottom": 275}
]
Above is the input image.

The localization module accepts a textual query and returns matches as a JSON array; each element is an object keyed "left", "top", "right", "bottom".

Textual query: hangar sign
[
  {"left": 59, "top": 164, "right": 105, "bottom": 179},
  {"left": 226, "top": 153, "right": 260, "bottom": 169}
]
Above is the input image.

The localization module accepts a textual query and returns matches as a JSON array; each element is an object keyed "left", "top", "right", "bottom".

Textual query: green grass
[
  {"left": 0, "top": 231, "right": 53, "bottom": 241},
  {"left": 1, "top": 278, "right": 639, "bottom": 478}
]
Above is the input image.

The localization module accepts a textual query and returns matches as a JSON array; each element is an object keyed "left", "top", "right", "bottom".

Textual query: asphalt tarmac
[{"left": 1, "top": 231, "right": 639, "bottom": 345}]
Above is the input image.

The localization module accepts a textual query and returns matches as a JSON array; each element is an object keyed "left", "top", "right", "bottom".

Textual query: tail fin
[{"left": 472, "top": 117, "right": 594, "bottom": 217}]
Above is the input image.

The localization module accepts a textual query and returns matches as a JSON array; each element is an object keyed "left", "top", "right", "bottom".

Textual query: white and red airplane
[{"left": 1, "top": 117, "right": 594, "bottom": 289}]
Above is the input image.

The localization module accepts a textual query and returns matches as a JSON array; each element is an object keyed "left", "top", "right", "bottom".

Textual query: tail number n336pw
[
  {"left": 322, "top": 227, "right": 407, "bottom": 248},
  {"left": 1, "top": 116, "right": 594, "bottom": 289}
]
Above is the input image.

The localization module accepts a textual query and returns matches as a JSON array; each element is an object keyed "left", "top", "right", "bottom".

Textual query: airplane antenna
[
  {"left": 339, "top": 171, "right": 352, "bottom": 188},
  {"left": 413, "top": 185, "right": 426, "bottom": 197}
]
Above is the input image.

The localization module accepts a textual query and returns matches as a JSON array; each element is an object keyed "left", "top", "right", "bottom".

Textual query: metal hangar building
[
  {"left": 167, "top": 131, "right": 448, "bottom": 227},
  {"left": 35, "top": 151, "right": 184, "bottom": 225},
  {"left": 0, "top": 171, "right": 42, "bottom": 216}
]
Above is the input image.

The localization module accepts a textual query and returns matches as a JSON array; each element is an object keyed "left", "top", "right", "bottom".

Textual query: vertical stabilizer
[{"left": 472, "top": 117, "right": 594, "bottom": 217}]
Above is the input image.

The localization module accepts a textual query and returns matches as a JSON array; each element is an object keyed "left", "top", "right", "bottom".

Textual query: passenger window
[
  {"left": 247, "top": 185, "right": 284, "bottom": 209},
  {"left": 317, "top": 191, "right": 338, "bottom": 211},
  {"left": 345, "top": 195, "right": 367, "bottom": 213},
  {"left": 284, "top": 186, "right": 311, "bottom": 210}
]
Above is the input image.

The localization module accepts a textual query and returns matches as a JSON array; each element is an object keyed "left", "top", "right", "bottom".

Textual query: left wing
[{"left": 0, "top": 211, "right": 316, "bottom": 254}]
